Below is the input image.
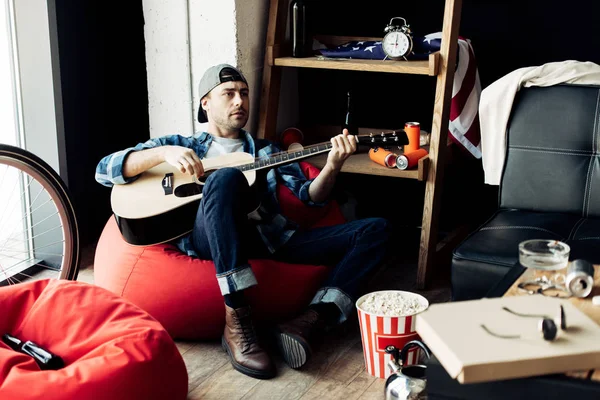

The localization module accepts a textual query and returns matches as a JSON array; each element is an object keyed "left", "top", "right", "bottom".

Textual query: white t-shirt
[
  {"left": 203, "top": 134, "right": 262, "bottom": 220},
  {"left": 204, "top": 135, "right": 244, "bottom": 158}
]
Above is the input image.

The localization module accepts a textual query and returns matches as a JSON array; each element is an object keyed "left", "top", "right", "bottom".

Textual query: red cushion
[
  {"left": 95, "top": 218, "right": 330, "bottom": 339},
  {"left": 277, "top": 162, "right": 346, "bottom": 229},
  {"left": 0, "top": 279, "right": 187, "bottom": 400},
  {"left": 94, "top": 162, "right": 345, "bottom": 340}
]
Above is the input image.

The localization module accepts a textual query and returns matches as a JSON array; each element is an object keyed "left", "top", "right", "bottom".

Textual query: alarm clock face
[{"left": 382, "top": 31, "right": 411, "bottom": 58}]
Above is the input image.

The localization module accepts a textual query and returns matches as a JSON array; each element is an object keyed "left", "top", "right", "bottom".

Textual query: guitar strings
[
  {"left": 205, "top": 132, "right": 398, "bottom": 170},
  {"left": 265, "top": 143, "right": 331, "bottom": 160},
  {"left": 246, "top": 131, "right": 398, "bottom": 165}
]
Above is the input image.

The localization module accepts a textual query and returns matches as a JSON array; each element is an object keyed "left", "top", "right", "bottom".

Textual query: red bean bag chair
[
  {"left": 0, "top": 279, "right": 188, "bottom": 400},
  {"left": 94, "top": 162, "right": 345, "bottom": 340}
]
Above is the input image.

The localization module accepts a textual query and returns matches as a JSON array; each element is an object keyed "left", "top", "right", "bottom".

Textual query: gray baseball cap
[{"left": 197, "top": 64, "right": 248, "bottom": 123}]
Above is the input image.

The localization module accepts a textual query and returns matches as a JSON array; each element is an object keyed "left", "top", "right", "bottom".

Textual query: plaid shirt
[{"left": 95, "top": 130, "right": 324, "bottom": 255}]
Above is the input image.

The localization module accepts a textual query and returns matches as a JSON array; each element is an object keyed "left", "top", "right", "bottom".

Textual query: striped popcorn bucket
[{"left": 356, "top": 290, "right": 429, "bottom": 379}]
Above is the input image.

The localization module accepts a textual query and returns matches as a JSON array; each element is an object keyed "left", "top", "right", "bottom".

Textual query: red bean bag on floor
[
  {"left": 94, "top": 162, "right": 345, "bottom": 340},
  {"left": 0, "top": 279, "right": 188, "bottom": 400}
]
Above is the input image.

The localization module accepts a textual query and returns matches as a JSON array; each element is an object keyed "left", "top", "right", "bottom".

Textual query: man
[{"left": 96, "top": 64, "right": 390, "bottom": 379}]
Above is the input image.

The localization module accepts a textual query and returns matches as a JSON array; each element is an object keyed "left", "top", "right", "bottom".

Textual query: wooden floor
[{"left": 76, "top": 234, "right": 451, "bottom": 399}]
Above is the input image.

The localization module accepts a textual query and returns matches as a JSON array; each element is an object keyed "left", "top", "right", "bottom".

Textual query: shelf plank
[
  {"left": 308, "top": 152, "right": 422, "bottom": 180},
  {"left": 273, "top": 53, "right": 438, "bottom": 76}
]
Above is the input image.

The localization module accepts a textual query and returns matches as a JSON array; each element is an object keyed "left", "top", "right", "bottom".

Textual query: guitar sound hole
[
  {"left": 174, "top": 183, "right": 203, "bottom": 197},
  {"left": 173, "top": 170, "right": 217, "bottom": 197},
  {"left": 196, "top": 169, "right": 216, "bottom": 184}
]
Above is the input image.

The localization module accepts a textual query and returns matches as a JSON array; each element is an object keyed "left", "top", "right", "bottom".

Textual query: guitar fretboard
[
  {"left": 235, "top": 142, "right": 333, "bottom": 172},
  {"left": 232, "top": 131, "right": 405, "bottom": 172}
]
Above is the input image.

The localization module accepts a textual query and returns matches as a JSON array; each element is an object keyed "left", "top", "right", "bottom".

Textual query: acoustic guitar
[{"left": 111, "top": 131, "right": 408, "bottom": 245}]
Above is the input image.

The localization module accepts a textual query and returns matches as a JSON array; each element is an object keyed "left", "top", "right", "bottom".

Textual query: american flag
[{"left": 318, "top": 33, "right": 482, "bottom": 158}]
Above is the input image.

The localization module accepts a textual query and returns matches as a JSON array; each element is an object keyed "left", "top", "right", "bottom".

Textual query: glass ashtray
[{"left": 518, "top": 239, "right": 570, "bottom": 271}]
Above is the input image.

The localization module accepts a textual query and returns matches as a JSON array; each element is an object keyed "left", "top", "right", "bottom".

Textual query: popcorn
[{"left": 359, "top": 291, "right": 427, "bottom": 316}]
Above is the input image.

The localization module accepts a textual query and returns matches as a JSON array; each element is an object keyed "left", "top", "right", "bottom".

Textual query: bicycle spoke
[
  {"left": 0, "top": 249, "right": 64, "bottom": 263},
  {"left": 3, "top": 195, "right": 55, "bottom": 236},
  {"left": 0, "top": 256, "right": 65, "bottom": 279},
  {"left": 0, "top": 170, "right": 21, "bottom": 230},
  {"left": 3, "top": 262, "right": 60, "bottom": 276},
  {"left": 0, "top": 173, "right": 40, "bottom": 228},
  {"left": 0, "top": 245, "right": 65, "bottom": 257},
  {"left": 0, "top": 259, "right": 25, "bottom": 284},
  {"left": 0, "top": 165, "right": 9, "bottom": 194},
  {"left": 0, "top": 193, "right": 55, "bottom": 253},
  {"left": 1, "top": 227, "right": 62, "bottom": 245},
  {"left": 0, "top": 215, "right": 61, "bottom": 242},
  {"left": 6, "top": 274, "right": 22, "bottom": 284},
  {"left": 5, "top": 275, "right": 20, "bottom": 285}
]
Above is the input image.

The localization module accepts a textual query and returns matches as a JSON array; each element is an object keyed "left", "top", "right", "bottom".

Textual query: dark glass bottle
[
  {"left": 290, "top": 0, "right": 308, "bottom": 57},
  {"left": 343, "top": 91, "right": 358, "bottom": 134},
  {"left": 2, "top": 333, "right": 65, "bottom": 370}
]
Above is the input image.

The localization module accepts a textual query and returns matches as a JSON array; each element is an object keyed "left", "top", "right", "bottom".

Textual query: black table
[{"left": 426, "top": 263, "right": 600, "bottom": 400}]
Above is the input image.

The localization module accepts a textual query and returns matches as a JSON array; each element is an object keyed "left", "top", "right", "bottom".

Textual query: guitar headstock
[{"left": 356, "top": 130, "right": 409, "bottom": 147}]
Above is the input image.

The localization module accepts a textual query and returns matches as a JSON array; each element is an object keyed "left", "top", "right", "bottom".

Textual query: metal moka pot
[{"left": 384, "top": 339, "right": 432, "bottom": 400}]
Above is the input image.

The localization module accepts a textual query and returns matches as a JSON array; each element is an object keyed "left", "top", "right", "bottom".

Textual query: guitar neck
[
  {"left": 235, "top": 132, "right": 405, "bottom": 172},
  {"left": 236, "top": 142, "right": 332, "bottom": 172}
]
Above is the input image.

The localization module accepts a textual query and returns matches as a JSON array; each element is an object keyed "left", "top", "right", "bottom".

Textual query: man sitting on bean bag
[{"left": 95, "top": 64, "right": 390, "bottom": 379}]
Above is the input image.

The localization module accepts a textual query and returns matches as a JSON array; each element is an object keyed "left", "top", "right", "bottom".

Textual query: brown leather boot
[
  {"left": 222, "top": 305, "right": 275, "bottom": 379},
  {"left": 275, "top": 308, "right": 326, "bottom": 369}
]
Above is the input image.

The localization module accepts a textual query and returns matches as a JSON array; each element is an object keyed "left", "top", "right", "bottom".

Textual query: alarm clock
[{"left": 382, "top": 17, "right": 413, "bottom": 61}]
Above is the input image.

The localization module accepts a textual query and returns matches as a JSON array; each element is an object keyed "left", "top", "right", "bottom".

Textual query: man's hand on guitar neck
[
  {"left": 326, "top": 129, "right": 357, "bottom": 171},
  {"left": 122, "top": 145, "right": 204, "bottom": 179}
]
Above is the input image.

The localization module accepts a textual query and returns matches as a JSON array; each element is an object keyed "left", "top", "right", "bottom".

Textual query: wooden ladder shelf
[{"left": 257, "top": 0, "right": 464, "bottom": 289}]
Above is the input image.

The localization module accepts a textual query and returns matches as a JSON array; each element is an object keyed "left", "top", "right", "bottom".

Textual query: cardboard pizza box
[{"left": 416, "top": 295, "right": 600, "bottom": 384}]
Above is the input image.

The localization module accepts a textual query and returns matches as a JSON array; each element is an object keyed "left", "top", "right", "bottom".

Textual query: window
[{"left": 0, "top": 0, "right": 64, "bottom": 283}]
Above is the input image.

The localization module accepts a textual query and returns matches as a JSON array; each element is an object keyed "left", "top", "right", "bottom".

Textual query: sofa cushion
[
  {"left": 564, "top": 217, "right": 600, "bottom": 262},
  {"left": 500, "top": 85, "right": 600, "bottom": 216}
]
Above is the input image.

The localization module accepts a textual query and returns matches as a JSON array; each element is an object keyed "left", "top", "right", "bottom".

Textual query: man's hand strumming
[{"left": 163, "top": 146, "right": 204, "bottom": 178}]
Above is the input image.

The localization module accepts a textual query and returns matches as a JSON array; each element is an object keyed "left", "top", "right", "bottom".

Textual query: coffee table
[
  {"left": 500, "top": 263, "right": 600, "bottom": 382},
  {"left": 426, "top": 263, "right": 600, "bottom": 400}
]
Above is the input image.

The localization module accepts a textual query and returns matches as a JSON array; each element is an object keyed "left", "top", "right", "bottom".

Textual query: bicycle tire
[{"left": 0, "top": 144, "right": 80, "bottom": 281}]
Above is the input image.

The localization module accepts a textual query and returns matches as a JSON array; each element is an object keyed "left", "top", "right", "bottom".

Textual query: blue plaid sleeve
[
  {"left": 259, "top": 143, "right": 327, "bottom": 207},
  {"left": 95, "top": 135, "right": 193, "bottom": 187}
]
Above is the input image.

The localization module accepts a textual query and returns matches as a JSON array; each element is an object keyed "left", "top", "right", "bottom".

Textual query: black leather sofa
[{"left": 452, "top": 84, "right": 600, "bottom": 301}]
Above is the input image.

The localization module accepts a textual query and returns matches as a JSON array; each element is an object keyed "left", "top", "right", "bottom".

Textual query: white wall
[
  {"left": 143, "top": 0, "right": 194, "bottom": 138},
  {"left": 144, "top": 0, "right": 270, "bottom": 138}
]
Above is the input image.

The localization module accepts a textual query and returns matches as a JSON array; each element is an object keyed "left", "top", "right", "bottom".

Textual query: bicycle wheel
[{"left": 0, "top": 144, "right": 79, "bottom": 285}]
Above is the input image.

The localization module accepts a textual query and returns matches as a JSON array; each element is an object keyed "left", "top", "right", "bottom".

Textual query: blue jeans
[{"left": 191, "top": 168, "right": 390, "bottom": 323}]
